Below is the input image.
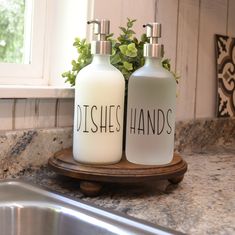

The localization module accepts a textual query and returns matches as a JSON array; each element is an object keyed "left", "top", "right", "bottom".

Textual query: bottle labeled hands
[
  {"left": 126, "top": 23, "right": 176, "bottom": 165},
  {"left": 73, "top": 19, "right": 125, "bottom": 164}
]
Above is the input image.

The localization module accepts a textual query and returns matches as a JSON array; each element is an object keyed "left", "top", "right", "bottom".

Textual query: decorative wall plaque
[{"left": 215, "top": 34, "right": 235, "bottom": 117}]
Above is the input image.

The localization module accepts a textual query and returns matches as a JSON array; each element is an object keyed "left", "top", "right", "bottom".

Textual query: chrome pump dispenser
[
  {"left": 143, "top": 22, "right": 163, "bottom": 58},
  {"left": 126, "top": 22, "right": 176, "bottom": 165},
  {"left": 73, "top": 19, "right": 125, "bottom": 164},
  {"left": 87, "top": 19, "right": 111, "bottom": 55}
]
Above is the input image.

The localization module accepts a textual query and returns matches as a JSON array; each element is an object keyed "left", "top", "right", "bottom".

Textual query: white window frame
[
  {"left": 0, "top": 0, "right": 47, "bottom": 85},
  {"left": 0, "top": 0, "right": 92, "bottom": 90}
]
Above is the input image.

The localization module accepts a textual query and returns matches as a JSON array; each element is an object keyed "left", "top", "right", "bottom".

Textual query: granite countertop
[
  {"left": 11, "top": 148, "right": 235, "bottom": 235},
  {"left": 1, "top": 118, "right": 234, "bottom": 234}
]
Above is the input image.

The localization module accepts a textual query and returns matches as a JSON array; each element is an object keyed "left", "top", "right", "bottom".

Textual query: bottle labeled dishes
[{"left": 73, "top": 19, "right": 125, "bottom": 164}]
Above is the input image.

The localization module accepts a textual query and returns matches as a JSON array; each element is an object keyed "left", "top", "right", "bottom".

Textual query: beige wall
[
  {"left": 0, "top": 0, "right": 235, "bottom": 131},
  {"left": 94, "top": 0, "right": 235, "bottom": 120}
]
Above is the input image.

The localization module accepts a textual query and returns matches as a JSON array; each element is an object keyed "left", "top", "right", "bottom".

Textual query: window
[
  {"left": 0, "top": 0, "right": 89, "bottom": 86},
  {"left": 0, "top": 0, "right": 27, "bottom": 63},
  {"left": 0, "top": 0, "right": 47, "bottom": 85}
]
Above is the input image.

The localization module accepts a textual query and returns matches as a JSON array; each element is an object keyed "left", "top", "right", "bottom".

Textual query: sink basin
[{"left": 0, "top": 180, "right": 183, "bottom": 235}]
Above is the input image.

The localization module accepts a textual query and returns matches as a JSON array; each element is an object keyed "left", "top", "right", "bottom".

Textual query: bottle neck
[
  {"left": 92, "top": 54, "right": 111, "bottom": 65},
  {"left": 144, "top": 57, "right": 162, "bottom": 68}
]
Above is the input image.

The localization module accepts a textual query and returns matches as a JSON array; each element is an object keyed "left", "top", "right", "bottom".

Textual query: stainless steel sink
[{"left": 0, "top": 180, "right": 183, "bottom": 235}]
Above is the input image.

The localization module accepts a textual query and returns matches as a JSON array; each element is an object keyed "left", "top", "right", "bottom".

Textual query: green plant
[{"left": 62, "top": 18, "right": 179, "bottom": 86}]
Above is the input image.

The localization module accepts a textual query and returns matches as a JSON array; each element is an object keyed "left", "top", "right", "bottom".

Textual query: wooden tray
[{"left": 48, "top": 148, "right": 187, "bottom": 196}]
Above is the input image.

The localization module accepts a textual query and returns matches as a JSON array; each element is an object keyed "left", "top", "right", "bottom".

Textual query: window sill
[{"left": 0, "top": 85, "right": 74, "bottom": 98}]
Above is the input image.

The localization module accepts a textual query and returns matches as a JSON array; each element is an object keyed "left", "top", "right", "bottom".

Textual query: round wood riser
[{"left": 48, "top": 148, "right": 187, "bottom": 196}]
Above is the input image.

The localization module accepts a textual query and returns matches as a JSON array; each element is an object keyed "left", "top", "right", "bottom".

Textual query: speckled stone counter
[
  {"left": 0, "top": 117, "right": 234, "bottom": 178},
  {"left": 1, "top": 117, "right": 235, "bottom": 234},
  {"left": 9, "top": 149, "right": 235, "bottom": 235}
]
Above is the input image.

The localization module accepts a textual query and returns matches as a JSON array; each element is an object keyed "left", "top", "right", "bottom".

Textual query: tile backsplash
[{"left": 0, "top": 98, "right": 74, "bottom": 131}]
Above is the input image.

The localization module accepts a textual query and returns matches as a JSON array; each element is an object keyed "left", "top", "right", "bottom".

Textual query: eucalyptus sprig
[
  {"left": 62, "top": 18, "right": 179, "bottom": 86},
  {"left": 62, "top": 38, "right": 91, "bottom": 86}
]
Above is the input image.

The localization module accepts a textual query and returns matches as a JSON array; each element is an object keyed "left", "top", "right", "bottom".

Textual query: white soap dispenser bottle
[
  {"left": 73, "top": 19, "right": 125, "bottom": 164},
  {"left": 126, "top": 23, "right": 176, "bottom": 165}
]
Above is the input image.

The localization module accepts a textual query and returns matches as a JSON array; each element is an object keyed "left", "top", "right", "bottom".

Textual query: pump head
[
  {"left": 87, "top": 19, "right": 111, "bottom": 55},
  {"left": 143, "top": 22, "right": 163, "bottom": 58}
]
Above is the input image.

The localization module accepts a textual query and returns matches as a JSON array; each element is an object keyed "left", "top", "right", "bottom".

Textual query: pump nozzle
[
  {"left": 87, "top": 19, "right": 110, "bottom": 41},
  {"left": 143, "top": 23, "right": 161, "bottom": 44},
  {"left": 143, "top": 22, "right": 163, "bottom": 58},
  {"left": 87, "top": 19, "right": 111, "bottom": 55}
]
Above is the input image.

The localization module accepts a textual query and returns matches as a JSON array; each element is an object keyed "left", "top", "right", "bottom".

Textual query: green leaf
[
  {"left": 127, "top": 18, "right": 136, "bottom": 27},
  {"left": 119, "top": 27, "right": 127, "bottom": 33},
  {"left": 111, "top": 53, "right": 121, "bottom": 64},
  {"left": 81, "top": 39, "right": 86, "bottom": 45},
  {"left": 126, "top": 43, "right": 137, "bottom": 57},
  {"left": 119, "top": 45, "right": 127, "bottom": 55},
  {"left": 123, "top": 61, "right": 133, "bottom": 71},
  {"left": 73, "top": 38, "right": 80, "bottom": 46},
  {"left": 141, "top": 33, "right": 148, "bottom": 42},
  {"left": 127, "top": 21, "right": 133, "bottom": 28},
  {"left": 107, "top": 33, "right": 114, "bottom": 39},
  {"left": 162, "top": 58, "right": 171, "bottom": 70},
  {"left": 62, "top": 71, "right": 69, "bottom": 78},
  {"left": 127, "top": 29, "right": 135, "bottom": 35},
  {"left": 133, "top": 37, "right": 138, "bottom": 44},
  {"left": 111, "top": 48, "right": 116, "bottom": 56},
  {"left": 121, "top": 68, "right": 129, "bottom": 75},
  {"left": 127, "top": 43, "right": 136, "bottom": 50},
  {"left": 71, "top": 60, "right": 77, "bottom": 66}
]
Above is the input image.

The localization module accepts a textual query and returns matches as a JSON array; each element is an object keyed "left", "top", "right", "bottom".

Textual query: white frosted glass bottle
[
  {"left": 126, "top": 23, "right": 176, "bottom": 165},
  {"left": 73, "top": 20, "right": 125, "bottom": 164}
]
